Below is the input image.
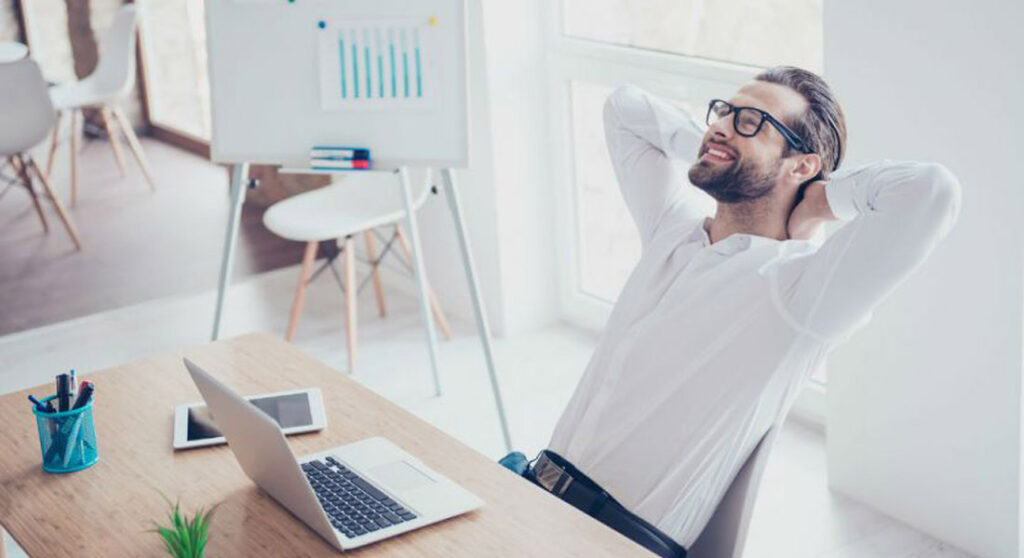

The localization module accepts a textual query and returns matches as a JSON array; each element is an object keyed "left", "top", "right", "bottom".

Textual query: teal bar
[
  {"left": 376, "top": 29, "right": 384, "bottom": 98},
  {"left": 339, "top": 38, "right": 346, "bottom": 99},
  {"left": 389, "top": 32, "right": 397, "bottom": 97},
  {"left": 363, "top": 30, "right": 371, "bottom": 98},
  {"left": 415, "top": 48, "right": 422, "bottom": 97},
  {"left": 352, "top": 43, "right": 359, "bottom": 98},
  {"left": 401, "top": 29, "right": 409, "bottom": 97},
  {"left": 414, "top": 28, "right": 422, "bottom": 97}
]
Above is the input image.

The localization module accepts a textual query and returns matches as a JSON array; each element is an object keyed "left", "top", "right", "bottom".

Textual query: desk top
[{"left": 0, "top": 333, "right": 646, "bottom": 557}]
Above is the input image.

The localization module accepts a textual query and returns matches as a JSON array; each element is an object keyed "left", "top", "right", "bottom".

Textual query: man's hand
[{"left": 787, "top": 180, "right": 838, "bottom": 240}]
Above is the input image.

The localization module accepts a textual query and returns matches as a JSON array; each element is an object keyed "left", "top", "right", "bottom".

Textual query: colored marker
[{"left": 56, "top": 373, "right": 71, "bottom": 412}]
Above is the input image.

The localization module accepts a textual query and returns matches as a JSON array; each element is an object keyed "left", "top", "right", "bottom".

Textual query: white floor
[{"left": 0, "top": 264, "right": 974, "bottom": 558}]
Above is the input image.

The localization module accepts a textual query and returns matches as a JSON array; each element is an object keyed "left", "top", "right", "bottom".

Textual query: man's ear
[{"left": 787, "top": 153, "right": 822, "bottom": 188}]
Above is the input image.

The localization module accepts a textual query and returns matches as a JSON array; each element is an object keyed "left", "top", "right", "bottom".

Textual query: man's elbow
[{"left": 917, "top": 163, "right": 963, "bottom": 232}]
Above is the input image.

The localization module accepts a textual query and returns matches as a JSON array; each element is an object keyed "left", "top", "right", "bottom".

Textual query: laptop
[{"left": 183, "top": 358, "right": 483, "bottom": 551}]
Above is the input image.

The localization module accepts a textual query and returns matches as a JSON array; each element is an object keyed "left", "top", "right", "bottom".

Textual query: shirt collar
[{"left": 693, "top": 217, "right": 782, "bottom": 256}]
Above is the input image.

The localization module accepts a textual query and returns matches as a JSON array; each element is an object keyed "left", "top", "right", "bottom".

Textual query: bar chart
[{"left": 318, "top": 18, "right": 435, "bottom": 110}]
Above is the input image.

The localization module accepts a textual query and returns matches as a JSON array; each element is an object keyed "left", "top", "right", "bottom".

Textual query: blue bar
[
  {"left": 414, "top": 29, "right": 422, "bottom": 98},
  {"left": 389, "top": 30, "right": 397, "bottom": 98},
  {"left": 376, "top": 29, "right": 384, "bottom": 98},
  {"left": 339, "top": 38, "right": 346, "bottom": 99},
  {"left": 351, "top": 30, "right": 359, "bottom": 98},
  {"left": 363, "top": 29, "right": 371, "bottom": 98},
  {"left": 401, "top": 29, "right": 409, "bottom": 98}
]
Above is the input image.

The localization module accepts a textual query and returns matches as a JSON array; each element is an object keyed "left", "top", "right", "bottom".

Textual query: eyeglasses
[{"left": 706, "top": 99, "right": 813, "bottom": 155}]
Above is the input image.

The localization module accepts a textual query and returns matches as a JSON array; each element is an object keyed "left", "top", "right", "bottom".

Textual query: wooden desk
[{"left": 0, "top": 333, "right": 647, "bottom": 557}]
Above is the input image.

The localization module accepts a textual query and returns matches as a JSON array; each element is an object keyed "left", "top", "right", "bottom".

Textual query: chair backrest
[
  {"left": 0, "top": 58, "right": 55, "bottom": 156},
  {"left": 89, "top": 4, "right": 138, "bottom": 99},
  {"left": 687, "top": 426, "right": 778, "bottom": 558}
]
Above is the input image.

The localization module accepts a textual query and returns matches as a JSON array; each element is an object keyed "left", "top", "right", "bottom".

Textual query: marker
[
  {"left": 311, "top": 160, "right": 370, "bottom": 170},
  {"left": 71, "top": 381, "right": 95, "bottom": 410},
  {"left": 69, "top": 369, "right": 77, "bottom": 400},
  {"left": 56, "top": 373, "right": 71, "bottom": 412}
]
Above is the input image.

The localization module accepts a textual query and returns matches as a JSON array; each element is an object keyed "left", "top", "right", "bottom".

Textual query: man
[{"left": 501, "top": 67, "right": 961, "bottom": 557}]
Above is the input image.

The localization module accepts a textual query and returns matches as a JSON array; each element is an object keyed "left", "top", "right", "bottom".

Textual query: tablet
[{"left": 173, "top": 387, "right": 326, "bottom": 449}]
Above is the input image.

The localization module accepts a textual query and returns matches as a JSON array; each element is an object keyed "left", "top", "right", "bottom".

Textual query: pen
[
  {"left": 69, "top": 369, "right": 77, "bottom": 400},
  {"left": 28, "top": 394, "right": 54, "bottom": 413}
]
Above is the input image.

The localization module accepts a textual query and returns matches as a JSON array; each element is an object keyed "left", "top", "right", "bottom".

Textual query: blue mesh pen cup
[{"left": 32, "top": 395, "right": 98, "bottom": 473}]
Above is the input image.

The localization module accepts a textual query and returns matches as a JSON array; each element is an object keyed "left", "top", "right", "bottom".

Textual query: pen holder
[{"left": 32, "top": 395, "right": 98, "bottom": 473}]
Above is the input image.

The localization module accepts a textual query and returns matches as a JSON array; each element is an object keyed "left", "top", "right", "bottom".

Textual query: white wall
[
  {"left": 415, "top": 0, "right": 557, "bottom": 337},
  {"left": 412, "top": 0, "right": 507, "bottom": 334},
  {"left": 824, "top": 2, "right": 1024, "bottom": 557}
]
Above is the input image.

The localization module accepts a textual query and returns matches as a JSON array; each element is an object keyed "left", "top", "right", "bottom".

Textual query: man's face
[{"left": 688, "top": 81, "right": 808, "bottom": 204}]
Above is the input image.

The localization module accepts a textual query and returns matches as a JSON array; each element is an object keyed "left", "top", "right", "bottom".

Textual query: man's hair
[{"left": 754, "top": 66, "right": 847, "bottom": 182}]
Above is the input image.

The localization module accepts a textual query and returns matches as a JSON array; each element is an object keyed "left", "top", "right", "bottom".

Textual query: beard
[{"left": 688, "top": 156, "right": 781, "bottom": 204}]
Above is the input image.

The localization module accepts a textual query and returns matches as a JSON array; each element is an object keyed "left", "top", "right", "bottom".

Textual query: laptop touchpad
[{"left": 370, "top": 460, "right": 436, "bottom": 492}]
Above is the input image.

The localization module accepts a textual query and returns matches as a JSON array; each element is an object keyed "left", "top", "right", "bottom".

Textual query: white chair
[
  {"left": 47, "top": 4, "right": 155, "bottom": 205},
  {"left": 263, "top": 170, "right": 453, "bottom": 375},
  {"left": 687, "top": 426, "right": 778, "bottom": 558},
  {"left": 0, "top": 57, "right": 82, "bottom": 250}
]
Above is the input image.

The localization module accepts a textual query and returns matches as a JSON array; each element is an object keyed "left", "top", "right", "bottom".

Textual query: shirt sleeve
[
  {"left": 603, "top": 84, "right": 711, "bottom": 245},
  {"left": 770, "top": 160, "right": 962, "bottom": 342}
]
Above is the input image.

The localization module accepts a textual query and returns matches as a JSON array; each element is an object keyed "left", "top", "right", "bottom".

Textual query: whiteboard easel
[{"left": 204, "top": 0, "right": 512, "bottom": 452}]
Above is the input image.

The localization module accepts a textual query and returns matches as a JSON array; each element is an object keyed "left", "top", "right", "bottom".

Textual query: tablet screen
[{"left": 186, "top": 392, "right": 314, "bottom": 442}]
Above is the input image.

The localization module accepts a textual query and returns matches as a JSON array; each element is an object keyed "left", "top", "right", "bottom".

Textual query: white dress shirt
[{"left": 547, "top": 85, "right": 962, "bottom": 549}]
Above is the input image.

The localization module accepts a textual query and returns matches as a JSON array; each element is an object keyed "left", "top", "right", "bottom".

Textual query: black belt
[{"left": 528, "top": 450, "right": 687, "bottom": 558}]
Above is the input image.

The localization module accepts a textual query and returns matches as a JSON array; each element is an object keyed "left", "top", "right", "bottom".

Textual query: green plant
[{"left": 150, "top": 495, "right": 217, "bottom": 558}]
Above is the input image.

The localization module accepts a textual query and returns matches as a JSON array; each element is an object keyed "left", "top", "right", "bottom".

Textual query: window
[
  {"left": 562, "top": 0, "right": 823, "bottom": 71},
  {"left": 137, "top": 0, "right": 211, "bottom": 141},
  {"left": 548, "top": 1, "right": 827, "bottom": 418},
  {"left": 549, "top": 0, "right": 823, "bottom": 324}
]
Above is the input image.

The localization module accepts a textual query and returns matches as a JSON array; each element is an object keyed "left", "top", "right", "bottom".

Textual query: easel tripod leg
[
  {"left": 440, "top": 168, "right": 512, "bottom": 452},
  {"left": 211, "top": 163, "right": 249, "bottom": 340},
  {"left": 398, "top": 167, "right": 443, "bottom": 396}
]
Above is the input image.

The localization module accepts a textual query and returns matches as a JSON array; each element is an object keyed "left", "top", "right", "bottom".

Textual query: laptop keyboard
[{"left": 302, "top": 456, "right": 418, "bottom": 539}]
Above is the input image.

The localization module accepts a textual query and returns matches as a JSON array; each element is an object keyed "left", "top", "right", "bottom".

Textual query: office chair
[
  {"left": 0, "top": 57, "right": 82, "bottom": 250},
  {"left": 687, "top": 426, "right": 778, "bottom": 558},
  {"left": 47, "top": 4, "right": 155, "bottom": 205}
]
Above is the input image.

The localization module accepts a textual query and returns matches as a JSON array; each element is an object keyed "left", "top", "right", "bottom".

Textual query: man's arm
[
  {"left": 603, "top": 85, "right": 710, "bottom": 244},
  {"left": 771, "top": 160, "right": 962, "bottom": 342}
]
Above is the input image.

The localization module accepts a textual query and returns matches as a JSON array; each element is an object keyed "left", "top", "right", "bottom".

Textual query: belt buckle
[{"left": 534, "top": 454, "right": 573, "bottom": 496}]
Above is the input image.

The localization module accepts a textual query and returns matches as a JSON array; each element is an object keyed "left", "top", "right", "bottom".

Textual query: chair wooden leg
[
  {"left": 112, "top": 107, "right": 156, "bottom": 190},
  {"left": 45, "top": 109, "right": 62, "bottom": 178},
  {"left": 26, "top": 157, "right": 83, "bottom": 251},
  {"left": 285, "top": 241, "right": 318, "bottom": 341},
  {"left": 343, "top": 236, "right": 357, "bottom": 373},
  {"left": 100, "top": 107, "right": 127, "bottom": 177},
  {"left": 69, "top": 109, "right": 78, "bottom": 206},
  {"left": 11, "top": 156, "right": 49, "bottom": 232},
  {"left": 364, "top": 229, "right": 387, "bottom": 318},
  {"left": 394, "top": 225, "right": 454, "bottom": 340}
]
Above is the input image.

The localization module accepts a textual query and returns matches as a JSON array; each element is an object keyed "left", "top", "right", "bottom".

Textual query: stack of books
[{"left": 310, "top": 146, "right": 371, "bottom": 170}]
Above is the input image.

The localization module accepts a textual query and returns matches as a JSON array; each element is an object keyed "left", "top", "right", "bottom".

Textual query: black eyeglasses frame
[{"left": 706, "top": 99, "right": 814, "bottom": 156}]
